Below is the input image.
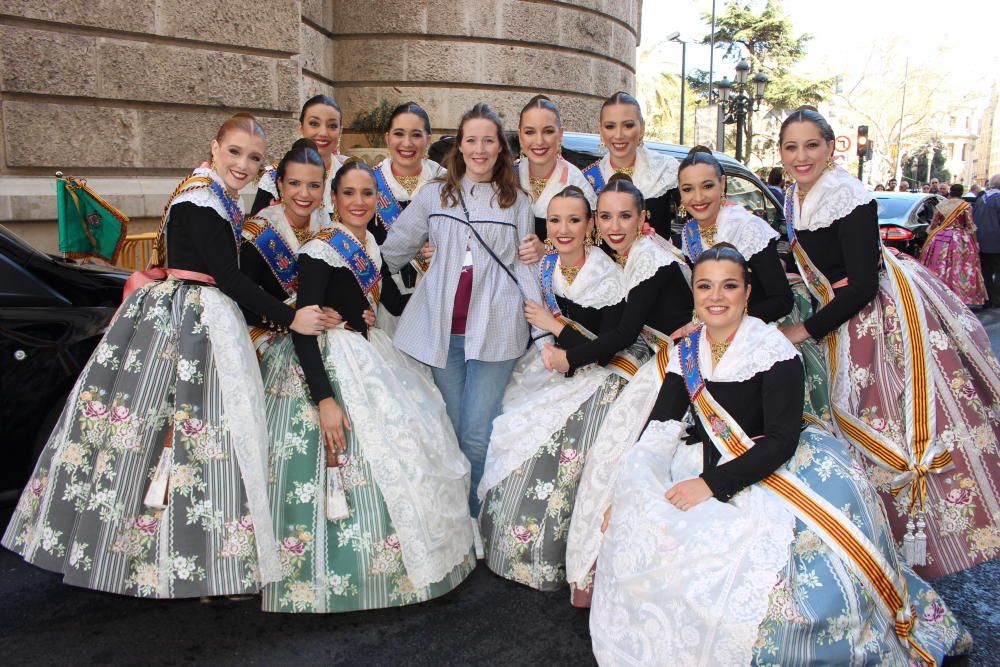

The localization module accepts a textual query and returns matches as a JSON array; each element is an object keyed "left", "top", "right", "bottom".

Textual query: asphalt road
[{"left": 0, "top": 310, "right": 998, "bottom": 666}]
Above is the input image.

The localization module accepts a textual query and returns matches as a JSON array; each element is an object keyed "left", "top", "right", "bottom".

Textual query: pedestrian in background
[
  {"left": 920, "top": 183, "right": 987, "bottom": 307},
  {"left": 766, "top": 166, "right": 785, "bottom": 205},
  {"left": 973, "top": 174, "right": 1000, "bottom": 308}
]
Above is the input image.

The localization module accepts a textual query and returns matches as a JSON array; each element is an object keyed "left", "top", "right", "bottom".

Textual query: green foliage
[
  {"left": 350, "top": 98, "right": 395, "bottom": 148},
  {"left": 691, "top": 0, "right": 834, "bottom": 163},
  {"left": 903, "top": 141, "right": 952, "bottom": 184}
]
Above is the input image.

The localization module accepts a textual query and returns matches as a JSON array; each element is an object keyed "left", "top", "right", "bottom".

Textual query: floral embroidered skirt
[
  {"left": 2, "top": 279, "right": 280, "bottom": 598},
  {"left": 782, "top": 274, "right": 832, "bottom": 423},
  {"left": 479, "top": 361, "right": 628, "bottom": 591},
  {"left": 591, "top": 421, "right": 971, "bottom": 666},
  {"left": 919, "top": 227, "right": 988, "bottom": 306},
  {"left": 828, "top": 255, "right": 1000, "bottom": 578},
  {"left": 259, "top": 331, "right": 474, "bottom": 614}
]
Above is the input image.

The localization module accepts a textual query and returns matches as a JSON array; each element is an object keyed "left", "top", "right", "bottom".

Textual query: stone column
[
  {"left": 324, "top": 0, "right": 640, "bottom": 137},
  {"left": 0, "top": 0, "right": 641, "bottom": 252}
]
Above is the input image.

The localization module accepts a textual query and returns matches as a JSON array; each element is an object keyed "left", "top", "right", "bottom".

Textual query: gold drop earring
[{"left": 678, "top": 202, "right": 687, "bottom": 218}]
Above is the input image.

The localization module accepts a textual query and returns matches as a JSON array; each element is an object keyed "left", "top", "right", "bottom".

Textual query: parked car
[
  {"left": 875, "top": 192, "right": 942, "bottom": 256},
  {"left": 0, "top": 224, "right": 127, "bottom": 497},
  {"left": 429, "top": 132, "right": 787, "bottom": 245}
]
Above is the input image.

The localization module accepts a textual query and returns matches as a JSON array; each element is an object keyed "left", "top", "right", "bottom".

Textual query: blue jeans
[{"left": 431, "top": 335, "right": 517, "bottom": 517}]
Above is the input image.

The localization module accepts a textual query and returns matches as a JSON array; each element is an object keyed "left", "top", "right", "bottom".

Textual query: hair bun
[
  {"left": 795, "top": 104, "right": 818, "bottom": 112},
  {"left": 687, "top": 145, "right": 713, "bottom": 157},
  {"left": 231, "top": 111, "right": 257, "bottom": 120},
  {"left": 291, "top": 137, "right": 319, "bottom": 152},
  {"left": 606, "top": 172, "right": 635, "bottom": 186}
]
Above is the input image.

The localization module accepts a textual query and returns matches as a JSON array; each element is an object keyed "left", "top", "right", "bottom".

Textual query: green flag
[{"left": 56, "top": 175, "right": 129, "bottom": 262}]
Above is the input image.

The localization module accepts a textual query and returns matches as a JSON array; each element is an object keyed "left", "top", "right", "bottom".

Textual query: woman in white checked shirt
[{"left": 382, "top": 104, "right": 550, "bottom": 536}]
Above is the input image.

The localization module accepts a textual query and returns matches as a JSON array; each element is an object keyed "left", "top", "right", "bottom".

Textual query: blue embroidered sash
[
  {"left": 683, "top": 218, "right": 706, "bottom": 259},
  {"left": 583, "top": 161, "right": 605, "bottom": 193},
  {"left": 248, "top": 222, "right": 299, "bottom": 295},
  {"left": 208, "top": 179, "right": 244, "bottom": 253},
  {"left": 325, "top": 229, "right": 380, "bottom": 296},
  {"left": 374, "top": 167, "right": 404, "bottom": 230},
  {"left": 538, "top": 251, "right": 562, "bottom": 317}
]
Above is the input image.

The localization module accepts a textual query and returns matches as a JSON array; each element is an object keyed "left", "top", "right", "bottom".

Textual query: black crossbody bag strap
[{"left": 456, "top": 190, "right": 522, "bottom": 294}]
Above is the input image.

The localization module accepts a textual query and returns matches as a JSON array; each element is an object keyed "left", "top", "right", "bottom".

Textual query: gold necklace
[
  {"left": 396, "top": 174, "right": 419, "bottom": 196},
  {"left": 560, "top": 264, "right": 581, "bottom": 284},
  {"left": 529, "top": 175, "right": 547, "bottom": 201},
  {"left": 614, "top": 165, "right": 635, "bottom": 178},
  {"left": 291, "top": 224, "right": 312, "bottom": 244},
  {"left": 700, "top": 222, "right": 718, "bottom": 247},
  {"left": 706, "top": 331, "right": 735, "bottom": 366},
  {"left": 615, "top": 253, "right": 629, "bottom": 268}
]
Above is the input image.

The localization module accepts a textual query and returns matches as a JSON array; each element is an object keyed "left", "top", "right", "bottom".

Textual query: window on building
[{"left": 962, "top": 144, "right": 968, "bottom": 160}]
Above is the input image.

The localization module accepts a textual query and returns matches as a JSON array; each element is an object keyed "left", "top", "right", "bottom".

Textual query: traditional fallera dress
[
  {"left": 919, "top": 198, "right": 988, "bottom": 306},
  {"left": 786, "top": 166, "right": 1000, "bottom": 578},
  {"left": 479, "top": 247, "right": 645, "bottom": 590},
  {"left": 582, "top": 146, "right": 679, "bottom": 238},
  {"left": 262, "top": 222, "right": 474, "bottom": 613},
  {"left": 370, "top": 157, "right": 446, "bottom": 334},
  {"left": 3, "top": 167, "right": 285, "bottom": 597},
  {"left": 563, "top": 233, "right": 692, "bottom": 605},
  {"left": 590, "top": 317, "right": 972, "bottom": 666},
  {"left": 251, "top": 154, "right": 349, "bottom": 216},
  {"left": 680, "top": 202, "right": 831, "bottom": 421},
  {"left": 515, "top": 156, "right": 597, "bottom": 239}
]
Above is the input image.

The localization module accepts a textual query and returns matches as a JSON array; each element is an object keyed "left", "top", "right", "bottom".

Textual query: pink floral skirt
[
  {"left": 827, "top": 254, "right": 1000, "bottom": 578},
  {"left": 920, "top": 228, "right": 988, "bottom": 306}
]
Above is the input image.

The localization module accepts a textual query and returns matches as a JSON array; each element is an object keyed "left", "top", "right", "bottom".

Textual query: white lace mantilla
[
  {"left": 590, "top": 418, "right": 795, "bottom": 666},
  {"left": 794, "top": 166, "right": 874, "bottom": 232},
  {"left": 599, "top": 146, "right": 679, "bottom": 199},
  {"left": 682, "top": 202, "right": 778, "bottom": 261},
  {"left": 623, "top": 233, "right": 683, "bottom": 291},
  {"left": 478, "top": 346, "right": 615, "bottom": 499},
  {"left": 554, "top": 247, "right": 625, "bottom": 309},
  {"left": 200, "top": 288, "right": 282, "bottom": 584},
  {"left": 246, "top": 203, "right": 331, "bottom": 252},
  {"left": 565, "top": 352, "right": 666, "bottom": 586},
  {"left": 167, "top": 167, "right": 244, "bottom": 228},
  {"left": 666, "top": 316, "right": 799, "bottom": 382},
  {"left": 320, "top": 326, "right": 474, "bottom": 588},
  {"left": 376, "top": 158, "right": 445, "bottom": 204},
  {"left": 517, "top": 157, "right": 598, "bottom": 219}
]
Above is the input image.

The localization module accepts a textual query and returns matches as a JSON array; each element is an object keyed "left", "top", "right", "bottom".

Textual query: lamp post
[
  {"left": 668, "top": 33, "right": 688, "bottom": 145},
  {"left": 714, "top": 59, "right": 768, "bottom": 163}
]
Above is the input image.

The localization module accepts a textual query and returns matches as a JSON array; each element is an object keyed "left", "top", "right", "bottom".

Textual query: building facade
[{"left": 0, "top": 0, "right": 640, "bottom": 251}]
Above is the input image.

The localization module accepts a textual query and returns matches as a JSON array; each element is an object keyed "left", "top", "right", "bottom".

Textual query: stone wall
[{"left": 0, "top": 0, "right": 640, "bottom": 252}]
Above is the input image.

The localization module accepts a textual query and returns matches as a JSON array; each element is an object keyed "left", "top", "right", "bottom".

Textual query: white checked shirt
[{"left": 382, "top": 176, "right": 548, "bottom": 368}]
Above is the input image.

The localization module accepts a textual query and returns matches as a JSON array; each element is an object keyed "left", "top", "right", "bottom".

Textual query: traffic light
[{"left": 857, "top": 125, "right": 871, "bottom": 159}]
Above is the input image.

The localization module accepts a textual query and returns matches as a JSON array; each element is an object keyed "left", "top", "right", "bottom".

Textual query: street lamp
[
  {"left": 667, "top": 33, "right": 688, "bottom": 145},
  {"left": 714, "top": 60, "right": 769, "bottom": 163}
]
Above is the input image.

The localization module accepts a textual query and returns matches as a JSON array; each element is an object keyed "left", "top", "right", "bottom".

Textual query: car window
[
  {"left": 875, "top": 197, "right": 915, "bottom": 219},
  {"left": 726, "top": 175, "right": 780, "bottom": 226},
  {"left": 916, "top": 200, "right": 937, "bottom": 225}
]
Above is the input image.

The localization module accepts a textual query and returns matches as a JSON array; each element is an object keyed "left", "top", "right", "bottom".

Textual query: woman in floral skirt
[
  {"left": 591, "top": 245, "right": 971, "bottom": 665},
  {"left": 263, "top": 160, "right": 475, "bottom": 613},
  {"left": 779, "top": 107, "right": 1000, "bottom": 578},
  {"left": 479, "top": 186, "right": 645, "bottom": 590},
  {"left": 2, "top": 114, "right": 334, "bottom": 598}
]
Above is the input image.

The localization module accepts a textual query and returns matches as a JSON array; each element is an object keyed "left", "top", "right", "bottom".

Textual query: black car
[
  {"left": 0, "top": 225, "right": 127, "bottom": 497},
  {"left": 874, "top": 192, "right": 941, "bottom": 257},
  {"left": 430, "top": 132, "right": 788, "bottom": 243}
]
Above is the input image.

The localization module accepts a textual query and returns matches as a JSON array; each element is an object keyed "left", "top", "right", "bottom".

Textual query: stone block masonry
[{"left": 0, "top": 1, "right": 641, "bottom": 252}]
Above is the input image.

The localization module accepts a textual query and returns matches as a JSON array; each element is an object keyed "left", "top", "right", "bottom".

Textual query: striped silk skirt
[
  {"left": 259, "top": 328, "right": 474, "bottom": 613},
  {"left": 2, "top": 278, "right": 280, "bottom": 598}
]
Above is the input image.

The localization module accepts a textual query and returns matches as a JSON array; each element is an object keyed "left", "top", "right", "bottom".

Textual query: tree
[
  {"left": 689, "top": 0, "right": 834, "bottom": 164},
  {"left": 636, "top": 41, "right": 702, "bottom": 144},
  {"left": 902, "top": 141, "right": 951, "bottom": 184}
]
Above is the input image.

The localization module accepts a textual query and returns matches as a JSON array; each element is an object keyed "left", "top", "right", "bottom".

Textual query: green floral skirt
[{"left": 259, "top": 334, "right": 474, "bottom": 613}]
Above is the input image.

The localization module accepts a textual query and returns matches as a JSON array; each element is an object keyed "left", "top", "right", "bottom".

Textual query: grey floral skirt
[{"left": 2, "top": 279, "right": 277, "bottom": 598}]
